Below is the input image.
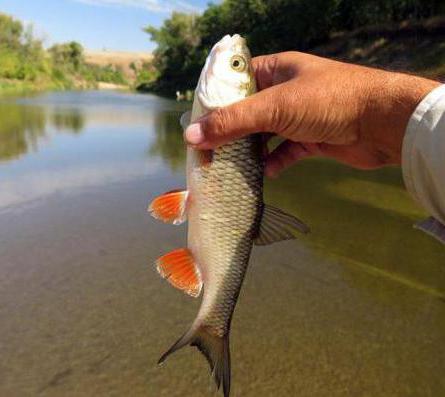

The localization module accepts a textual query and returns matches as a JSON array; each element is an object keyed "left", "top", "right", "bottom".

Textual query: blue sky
[{"left": 1, "top": 0, "right": 209, "bottom": 52}]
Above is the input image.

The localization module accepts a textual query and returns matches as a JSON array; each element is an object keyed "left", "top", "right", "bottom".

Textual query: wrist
[{"left": 362, "top": 70, "right": 440, "bottom": 166}]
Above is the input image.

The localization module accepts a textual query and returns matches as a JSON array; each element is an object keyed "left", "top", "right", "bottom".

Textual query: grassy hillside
[{"left": 84, "top": 50, "right": 153, "bottom": 82}]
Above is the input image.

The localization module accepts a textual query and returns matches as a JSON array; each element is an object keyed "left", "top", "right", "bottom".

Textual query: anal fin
[
  {"left": 148, "top": 189, "right": 188, "bottom": 225},
  {"left": 255, "top": 204, "right": 310, "bottom": 246},
  {"left": 414, "top": 216, "right": 445, "bottom": 244},
  {"left": 156, "top": 248, "right": 202, "bottom": 297}
]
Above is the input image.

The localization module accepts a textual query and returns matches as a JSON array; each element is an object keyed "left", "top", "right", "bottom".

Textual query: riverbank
[
  {"left": 0, "top": 78, "right": 132, "bottom": 98},
  {"left": 0, "top": 48, "right": 153, "bottom": 98},
  {"left": 139, "top": 15, "right": 445, "bottom": 98},
  {"left": 0, "top": 79, "right": 39, "bottom": 97},
  {"left": 313, "top": 16, "right": 445, "bottom": 81},
  {"left": 0, "top": 79, "right": 74, "bottom": 98},
  {"left": 0, "top": 78, "right": 93, "bottom": 98}
]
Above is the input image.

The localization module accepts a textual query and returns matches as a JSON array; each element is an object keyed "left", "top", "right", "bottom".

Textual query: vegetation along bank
[{"left": 140, "top": 0, "right": 445, "bottom": 96}]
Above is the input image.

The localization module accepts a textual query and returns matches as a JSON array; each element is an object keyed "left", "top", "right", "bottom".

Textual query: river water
[{"left": 0, "top": 90, "right": 444, "bottom": 396}]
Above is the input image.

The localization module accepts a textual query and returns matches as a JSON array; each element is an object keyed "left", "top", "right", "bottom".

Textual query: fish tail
[{"left": 158, "top": 326, "right": 231, "bottom": 397}]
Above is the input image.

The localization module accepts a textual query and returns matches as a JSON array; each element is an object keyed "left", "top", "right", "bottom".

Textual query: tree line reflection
[
  {"left": 149, "top": 110, "right": 187, "bottom": 171},
  {"left": 0, "top": 103, "right": 86, "bottom": 162},
  {"left": 0, "top": 101, "right": 188, "bottom": 168}
]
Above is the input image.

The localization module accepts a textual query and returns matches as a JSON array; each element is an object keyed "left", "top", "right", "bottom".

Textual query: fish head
[{"left": 197, "top": 34, "right": 256, "bottom": 109}]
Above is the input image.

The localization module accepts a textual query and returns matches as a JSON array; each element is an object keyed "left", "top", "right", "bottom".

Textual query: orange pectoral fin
[
  {"left": 155, "top": 248, "right": 202, "bottom": 297},
  {"left": 148, "top": 189, "right": 188, "bottom": 225}
]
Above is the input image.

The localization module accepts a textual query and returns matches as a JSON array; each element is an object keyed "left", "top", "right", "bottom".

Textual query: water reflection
[
  {"left": 0, "top": 102, "right": 87, "bottom": 162},
  {"left": 149, "top": 110, "right": 187, "bottom": 171},
  {"left": 0, "top": 104, "right": 46, "bottom": 162},
  {"left": 50, "top": 108, "right": 85, "bottom": 133}
]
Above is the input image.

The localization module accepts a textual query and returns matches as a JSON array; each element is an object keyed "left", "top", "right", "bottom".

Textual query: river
[{"left": 0, "top": 90, "right": 444, "bottom": 396}]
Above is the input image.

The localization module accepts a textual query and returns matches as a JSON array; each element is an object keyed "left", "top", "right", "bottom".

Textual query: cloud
[
  {"left": 73, "top": 0, "right": 202, "bottom": 13},
  {"left": 0, "top": 160, "right": 163, "bottom": 211}
]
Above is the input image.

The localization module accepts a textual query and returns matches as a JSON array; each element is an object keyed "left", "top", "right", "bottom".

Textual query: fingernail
[{"left": 185, "top": 123, "right": 204, "bottom": 144}]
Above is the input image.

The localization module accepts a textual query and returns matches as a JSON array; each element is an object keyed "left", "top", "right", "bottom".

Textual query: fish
[{"left": 148, "top": 34, "right": 309, "bottom": 397}]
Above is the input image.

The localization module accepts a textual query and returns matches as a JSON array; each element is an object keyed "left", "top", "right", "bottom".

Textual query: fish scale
[{"left": 189, "top": 138, "right": 263, "bottom": 334}]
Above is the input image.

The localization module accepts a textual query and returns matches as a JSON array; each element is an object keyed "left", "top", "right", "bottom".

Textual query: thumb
[{"left": 184, "top": 85, "right": 281, "bottom": 149}]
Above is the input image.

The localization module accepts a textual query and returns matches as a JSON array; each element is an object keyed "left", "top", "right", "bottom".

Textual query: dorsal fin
[{"left": 255, "top": 204, "right": 310, "bottom": 246}]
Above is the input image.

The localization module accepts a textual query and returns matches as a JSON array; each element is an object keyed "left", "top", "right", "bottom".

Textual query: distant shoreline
[{"left": 0, "top": 79, "right": 130, "bottom": 98}]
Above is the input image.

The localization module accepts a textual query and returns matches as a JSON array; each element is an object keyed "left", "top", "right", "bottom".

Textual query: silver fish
[{"left": 149, "top": 34, "right": 309, "bottom": 397}]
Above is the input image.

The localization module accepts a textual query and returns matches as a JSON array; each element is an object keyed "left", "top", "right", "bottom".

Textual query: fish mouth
[
  {"left": 215, "top": 34, "right": 248, "bottom": 54},
  {"left": 224, "top": 34, "right": 246, "bottom": 45}
]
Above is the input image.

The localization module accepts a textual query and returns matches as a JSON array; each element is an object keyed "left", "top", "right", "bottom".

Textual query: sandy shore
[{"left": 96, "top": 82, "right": 129, "bottom": 90}]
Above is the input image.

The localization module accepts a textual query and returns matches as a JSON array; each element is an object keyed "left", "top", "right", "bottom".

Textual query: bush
[
  {"left": 82, "top": 64, "right": 127, "bottom": 85},
  {"left": 0, "top": 47, "right": 22, "bottom": 79}
]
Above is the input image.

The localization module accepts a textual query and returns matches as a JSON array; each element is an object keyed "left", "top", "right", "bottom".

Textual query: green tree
[
  {"left": 144, "top": 12, "right": 203, "bottom": 94},
  {"left": 0, "top": 13, "right": 48, "bottom": 81},
  {"left": 0, "top": 13, "right": 23, "bottom": 50},
  {"left": 334, "top": 0, "right": 445, "bottom": 30},
  {"left": 49, "top": 41, "right": 85, "bottom": 72},
  {"left": 142, "top": 0, "right": 445, "bottom": 95}
]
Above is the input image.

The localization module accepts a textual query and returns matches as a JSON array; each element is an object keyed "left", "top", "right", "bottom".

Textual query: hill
[{"left": 84, "top": 50, "right": 153, "bottom": 81}]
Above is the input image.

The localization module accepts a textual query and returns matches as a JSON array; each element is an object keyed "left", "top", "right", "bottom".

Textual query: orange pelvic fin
[
  {"left": 148, "top": 189, "right": 188, "bottom": 225},
  {"left": 156, "top": 248, "right": 202, "bottom": 297}
]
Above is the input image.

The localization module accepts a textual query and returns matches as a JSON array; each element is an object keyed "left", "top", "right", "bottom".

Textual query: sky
[{"left": 0, "top": 0, "right": 209, "bottom": 52}]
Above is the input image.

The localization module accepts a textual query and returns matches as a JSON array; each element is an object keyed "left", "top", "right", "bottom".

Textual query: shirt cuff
[{"left": 402, "top": 84, "right": 445, "bottom": 243}]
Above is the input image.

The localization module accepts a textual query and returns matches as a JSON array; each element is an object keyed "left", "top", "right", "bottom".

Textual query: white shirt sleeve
[{"left": 402, "top": 84, "right": 445, "bottom": 244}]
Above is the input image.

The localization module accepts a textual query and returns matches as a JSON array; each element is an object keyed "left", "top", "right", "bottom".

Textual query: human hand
[{"left": 184, "top": 52, "right": 439, "bottom": 176}]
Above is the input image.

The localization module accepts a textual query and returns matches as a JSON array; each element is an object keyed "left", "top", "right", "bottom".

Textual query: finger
[
  {"left": 265, "top": 141, "right": 320, "bottom": 177},
  {"left": 251, "top": 52, "right": 302, "bottom": 89},
  {"left": 251, "top": 55, "right": 279, "bottom": 90},
  {"left": 184, "top": 85, "right": 283, "bottom": 149}
]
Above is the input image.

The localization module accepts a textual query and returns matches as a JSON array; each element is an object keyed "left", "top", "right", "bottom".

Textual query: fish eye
[{"left": 230, "top": 55, "right": 247, "bottom": 72}]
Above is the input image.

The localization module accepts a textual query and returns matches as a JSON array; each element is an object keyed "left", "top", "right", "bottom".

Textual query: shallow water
[{"left": 0, "top": 90, "right": 444, "bottom": 397}]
